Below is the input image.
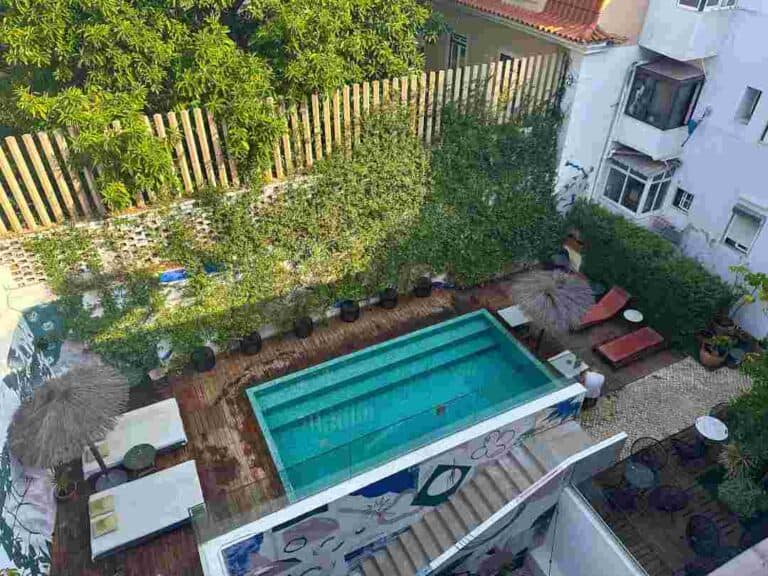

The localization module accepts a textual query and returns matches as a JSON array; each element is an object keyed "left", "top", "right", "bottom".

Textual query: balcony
[
  {"left": 615, "top": 60, "right": 705, "bottom": 161},
  {"left": 640, "top": 0, "right": 733, "bottom": 61}
]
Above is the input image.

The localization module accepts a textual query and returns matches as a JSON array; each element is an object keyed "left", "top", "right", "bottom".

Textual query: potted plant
[
  {"left": 52, "top": 467, "right": 76, "bottom": 502},
  {"left": 695, "top": 328, "right": 716, "bottom": 348},
  {"left": 413, "top": 276, "right": 432, "bottom": 298},
  {"left": 240, "top": 331, "right": 262, "bottom": 355},
  {"left": 191, "top": 346, "right": 216, "bottom": 372},
  {"left": 339, "top": 300, "right": 360, "bottom": 323},
  {"left": 379, "top": 287, "right": 398, "bottom": 309},
  {"left": 712, "top": 313, "right": 736, "bottom": 337},
  {"left": 700, "top": 335, "right": 731, "bottom": 369},
  {"left": 294, "top": 316, "right": 314, "bottom": 339}
]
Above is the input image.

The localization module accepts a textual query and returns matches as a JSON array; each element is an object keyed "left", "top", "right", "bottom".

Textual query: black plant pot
[
  {"left": 413, "top": 277, "right": 432, "bottom": 298},
  {"left": 294, "top": 316, "right": 314, "bottom": 339},
  {"left": 240, "top": 331, "right": 263, "bottom": 356},
  {"left": 379, "top": 288, "right": 398, "bottom": 310},
  {"left": 191, "top": 346, "right": 216, "bottom": 372},
  {"left": 340, "top": 300, "right": 360, "bottom": 323}
]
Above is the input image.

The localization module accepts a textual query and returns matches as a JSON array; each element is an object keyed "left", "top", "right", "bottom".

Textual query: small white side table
[
  {"left": 695, "top": 416, "right": 729, "bottom": 442},
  {"left": 498, "top": 305, "right": 531, "bottom": 329},
  {"left": 548, "top": 349, "right": 589, "bottom": 379}
]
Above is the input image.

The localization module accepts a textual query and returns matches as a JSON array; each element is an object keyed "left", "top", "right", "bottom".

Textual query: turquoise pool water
[{"left": 247, "top": 309, "right": 563, "bottom": 500}]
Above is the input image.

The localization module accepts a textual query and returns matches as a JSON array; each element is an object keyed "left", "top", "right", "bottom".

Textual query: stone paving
[{"left": 580, "top": 356, "right": 753, "bottom": 457}]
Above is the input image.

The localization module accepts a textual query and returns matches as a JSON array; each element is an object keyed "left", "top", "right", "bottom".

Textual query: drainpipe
[{"left": 587, "top": 60, "right": 646, "bottom": 200}]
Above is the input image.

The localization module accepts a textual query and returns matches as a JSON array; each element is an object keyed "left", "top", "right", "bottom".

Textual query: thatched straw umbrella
[
  {"left": 8, "top": 364, "right": 129, "bottom": 489},
  {"left": 514, "top": 270, "right": 594, "bottom": 350}
]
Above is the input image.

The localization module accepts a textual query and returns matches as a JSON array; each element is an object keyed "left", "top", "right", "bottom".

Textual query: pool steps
[
  {"left": 256, "top": 317, "right": 492, "bottom": 413},
  {"left": 268, "top": 332, "right": 498, "bottom": 431},
  {"left": 359, "top": 423, "right": 591, "bottom": 576}
]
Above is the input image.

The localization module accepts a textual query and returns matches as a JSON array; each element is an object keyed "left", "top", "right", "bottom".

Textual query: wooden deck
[
  {"left": 51, "top": 291, "right": 455, "bottom": 576},
  {"left": 50, "top": 274, "right": 681, "bottom": 576}
]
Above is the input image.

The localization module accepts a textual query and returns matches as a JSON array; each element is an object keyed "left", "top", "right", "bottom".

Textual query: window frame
[
  {"left": 448, "top": 33, "right": 468, "bottom": 70},
  {"left": 723, "top": 207, "right": 764, "bottom": 255},
  {"left": 625, "top": 68, "right": 704, "bottom": 131},
  {"left": 677, "top": 0, "right": 737, "bottom": 11},
  {"left": 735, "top": 87, "right": 762, "bottom": 125},
  {"left": 601, "top": 160, "right": 676, "bottom": 217},
  {"left": 672, "top": 188, "right": 695, "bottom": 213}
]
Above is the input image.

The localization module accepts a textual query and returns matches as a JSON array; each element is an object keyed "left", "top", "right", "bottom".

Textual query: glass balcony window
[
  {"left": 625, "top": 61, "right": 705, "bottom": 131},
  {"left": 601, "top": 156, "right": 677, "bottom": 217}
]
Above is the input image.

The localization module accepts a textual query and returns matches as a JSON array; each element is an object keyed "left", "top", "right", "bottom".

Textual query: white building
[
  {"left": 426, "top": 0, "right": 768, "bottom": 338},
  {"left": 587, "top": 0, "right": 768, "bottom": 339}
]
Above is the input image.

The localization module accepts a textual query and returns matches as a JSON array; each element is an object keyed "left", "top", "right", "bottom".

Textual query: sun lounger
[
  {"left": 82, "top": 398, "right": 187, "bottom": 480},
  {"left": 577, "top": 286, "right": 630, "bottom": 330},
  {"left": 89, "top": 460, "right": 204, "bottom": 559},
  {"left": 595, "top": 327, "right": 665, "bottom": 367}
]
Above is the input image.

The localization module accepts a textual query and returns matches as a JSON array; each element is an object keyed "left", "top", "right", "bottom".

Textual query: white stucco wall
[
  {"left": 530, "top": 487, "right": 646, "bottom": 576},
  {"left": 658, "top": 6, "right": 768, "bottom": 337},
  {"left": 640, "top": 0, "right": 732, "bottom": 61},
  {"left": 555, "top": 45, "right": 643, "bottom": 202}
]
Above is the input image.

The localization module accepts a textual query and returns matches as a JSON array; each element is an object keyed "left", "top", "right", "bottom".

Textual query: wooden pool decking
[
  {"left": 50, "top": 279, "right": 680, "bottom": 575},
  {"left": 51, "top": 292, "right": 455, "bottom": 576}
]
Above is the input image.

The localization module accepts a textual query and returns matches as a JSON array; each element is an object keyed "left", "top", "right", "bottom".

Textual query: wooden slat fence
[{"left": 0, "top": 53, "right": 567, "bottom": 236}]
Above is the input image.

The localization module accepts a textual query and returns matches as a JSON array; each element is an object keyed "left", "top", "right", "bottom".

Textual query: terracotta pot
[
  {"left": 699, "top": 345, "right": 725, "bottom": 369},
  {"left": 379, "top": 288, "right": 398, "bottom": 310},
  {"left": 294, "top": 316, "right": 314, "bottom": 339},
  {"left": 340, "top": 300, "right": 360, "bottom": 323}
]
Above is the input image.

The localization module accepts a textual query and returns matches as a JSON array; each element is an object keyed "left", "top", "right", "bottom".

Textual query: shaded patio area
[
  {"left": 49, "top": 271, "right": 681, "bottom": 575},
  {"left": 576, "top": 416, "right": 768, "bottom": 576}
]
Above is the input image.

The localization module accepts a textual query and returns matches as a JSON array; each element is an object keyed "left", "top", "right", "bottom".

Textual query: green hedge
[{"left": 567, "top": 200, "right": 736, "bottom": 350}]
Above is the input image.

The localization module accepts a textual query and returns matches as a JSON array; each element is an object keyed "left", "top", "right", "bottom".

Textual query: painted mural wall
[
  {"left": 433, "top": 466, "right": 570, "bottom": 576},
  {"left": 218, "top": 395, "right": 583, "bottom": 576},
  {"left": 437, "top": 434, "right": 627, "bottom": 576},
  {"left": 0, "top": 303, "right": 66, "bottom": 576}
]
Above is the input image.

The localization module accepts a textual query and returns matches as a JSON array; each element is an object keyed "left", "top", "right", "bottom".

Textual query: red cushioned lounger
[
  {"left": 577, "top": 286, "right": 631, "bottom": 330},
  {"left": 596, "top": 327, "right": 665, "bottom": 368}
]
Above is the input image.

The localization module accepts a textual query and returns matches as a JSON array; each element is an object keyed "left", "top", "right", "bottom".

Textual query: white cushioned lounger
[
  {"left": 89, "top": 460, "right": 204, "bottom": 559},
  {"left": 82, "top": 398, "right": 187, "bottom": 479}
]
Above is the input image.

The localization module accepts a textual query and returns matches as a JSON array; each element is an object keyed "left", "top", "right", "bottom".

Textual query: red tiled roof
[{"left": 454, "top": 0, "right": 623, "bottom": 44}]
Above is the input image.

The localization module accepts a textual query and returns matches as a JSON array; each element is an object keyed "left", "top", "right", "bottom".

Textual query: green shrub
[
  {"left": 404, "top": 102, "right": 565, "bottom": 286},
  {"left": 28, "top": 104, "right": 564, "bottom": 375},
  {"left": 718, "top": 476, "right": 768, "bottom": 519},
  {"left": 566, "top": 200, "right": 736, "bottom": 349}
]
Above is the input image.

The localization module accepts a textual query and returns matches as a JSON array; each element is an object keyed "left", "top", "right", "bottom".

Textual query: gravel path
[{"left": 580, "top": 357, "right": 752, "bottom": 457}]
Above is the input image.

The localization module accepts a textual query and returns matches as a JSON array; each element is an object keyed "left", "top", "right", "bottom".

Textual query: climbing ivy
[{"left": 27, "top": 103, "right": 564, "bottom": 377}]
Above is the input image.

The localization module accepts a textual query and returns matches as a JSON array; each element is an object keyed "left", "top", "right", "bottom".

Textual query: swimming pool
[{"left": 246, "top": 309, "right": 564, "bottom": 501}]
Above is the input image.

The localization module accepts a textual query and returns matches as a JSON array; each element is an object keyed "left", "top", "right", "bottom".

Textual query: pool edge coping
[{"left": 200, "top": 382, "right": 587, "bottom": 576}]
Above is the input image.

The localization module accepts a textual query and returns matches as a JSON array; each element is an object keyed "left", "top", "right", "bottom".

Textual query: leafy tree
[
  {"left": 244, "top": 0, "right": 440, "bottom": 97},
  {"left": 0, "top": 0, "right": 281, "bottom": 197}
]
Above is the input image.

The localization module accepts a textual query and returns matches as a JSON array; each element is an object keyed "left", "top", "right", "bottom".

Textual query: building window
[
  {"left": 735, "top": 87, "right": 762, "bottom": 125},
  {"left": 761, "top": 122, "right": 768, "bottom": 144},
  {"left": 625, "top": 65, "right": 704, "bottom": 130},
  {"left": 602, "top": 160, "right": 676, "bottom": 215},
  {"left": 673, "top": 188, "right": 694, "bottom": 212},
  {"left": 678, "top": 0, "right": 736, "bottom": 10},
  {"left": 723, "top": 207, "right": 764, "bottom": 254},
  {"left": 448, "top": 33, "right": 468, "bottom": 69}
]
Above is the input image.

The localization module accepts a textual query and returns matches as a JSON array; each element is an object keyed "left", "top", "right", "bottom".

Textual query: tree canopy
[{"left": 0, "top": 0, "right": 440, "bottom": 193}]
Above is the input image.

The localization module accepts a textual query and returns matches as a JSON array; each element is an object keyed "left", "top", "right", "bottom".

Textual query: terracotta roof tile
[{"left": 454, "top": 0, "right": 623, "bottom": 44}]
